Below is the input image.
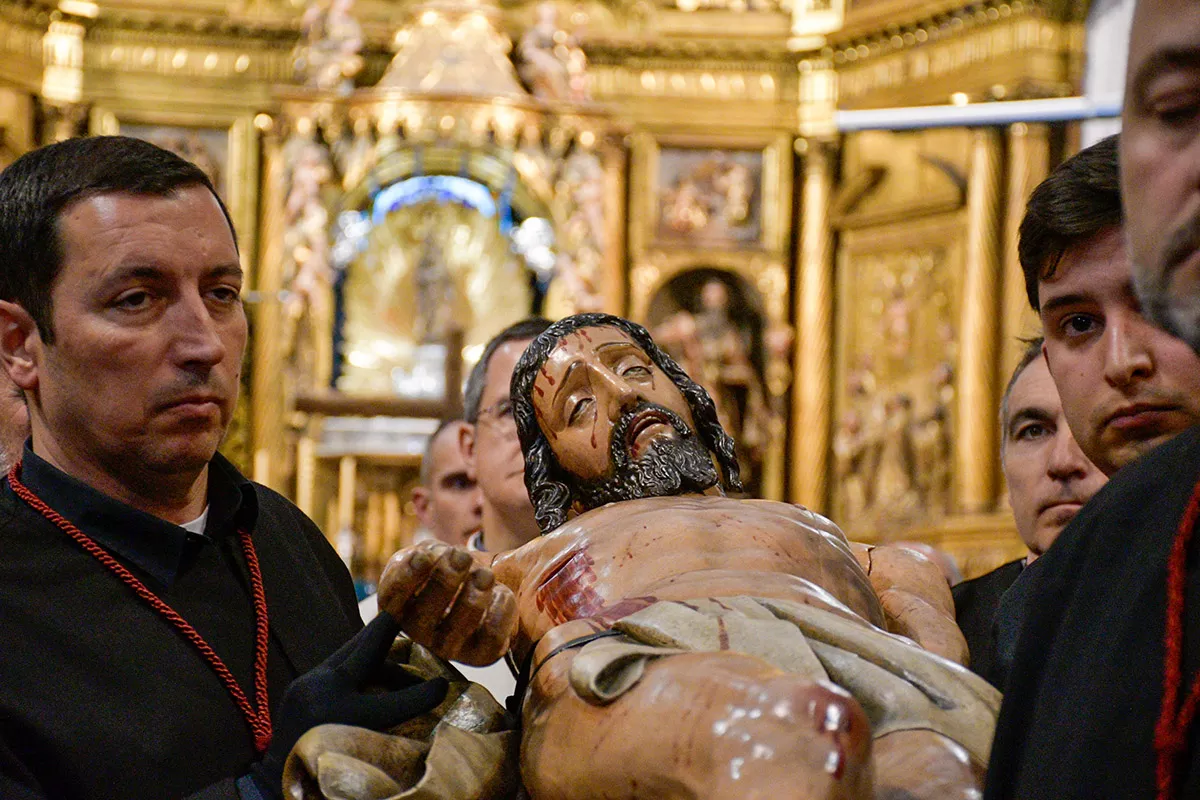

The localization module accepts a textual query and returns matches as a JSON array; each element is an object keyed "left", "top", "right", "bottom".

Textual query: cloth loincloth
[{"left": 561, "top": 596, "right": 1001, "bottom": 765}]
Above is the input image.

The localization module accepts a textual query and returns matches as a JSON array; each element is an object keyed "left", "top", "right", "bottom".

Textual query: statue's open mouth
[{"left": 625, "top": 408, "right": 675, "bottom": 459}]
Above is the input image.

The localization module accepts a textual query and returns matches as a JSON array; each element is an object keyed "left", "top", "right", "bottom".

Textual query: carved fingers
[{"left": 378, "top": 541, "right": 518, "bottom": 667}]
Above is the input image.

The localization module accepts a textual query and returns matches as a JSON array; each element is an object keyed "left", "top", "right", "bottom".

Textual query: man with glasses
[{"left": 459, "top": 318, "right": 552, "bottom": 553}]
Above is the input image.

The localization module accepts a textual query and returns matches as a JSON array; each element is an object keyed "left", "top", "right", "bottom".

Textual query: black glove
[{"left": 247, "top": 611, "right": 449, "bottom": 799}]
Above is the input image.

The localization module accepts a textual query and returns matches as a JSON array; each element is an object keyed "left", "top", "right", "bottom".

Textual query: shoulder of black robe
[
  {"left": 984, "top": 423, "right": 1200, "bottom": 800},
  {"left": 952, "top": 557, "right": 1024, "bottom": 686},
  {"left": 987, "top": 554, "right": 1045, "bottom": 690}
]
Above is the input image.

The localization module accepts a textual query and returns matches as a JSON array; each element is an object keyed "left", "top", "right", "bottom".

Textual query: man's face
[
  {"left": 14, "top": 187, "right": 246, "bottom": 481},
  {"left": 1002, "top": 354, "right": 1108, "bottom": 558},
  {"left": 531, "top": 325, "right": 718, "bottom": 506},
  {"left": 1039, "top": 226, "right": 1200, "bottom": 475},
  {"left": 412, "top": 421, "right": 482, "bottom": 547},
  {"left": 1121, "top": 0, "right": 1200, "bottom": 349},
  {"left": 466, "top": 338, "right": 536, "bottom": 517}
]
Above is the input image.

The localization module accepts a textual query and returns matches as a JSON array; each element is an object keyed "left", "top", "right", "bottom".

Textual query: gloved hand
[{"left": 247, "top": 610, "right": 449, "bottom": 799}]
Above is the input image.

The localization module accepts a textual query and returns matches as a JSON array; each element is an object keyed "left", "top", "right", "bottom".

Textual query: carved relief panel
[
  {"left": 831, "top": 128, "right": 970, "bottom": 536},
  {"left": 833, "top": 220, "right": 964, "bottom": 531}
]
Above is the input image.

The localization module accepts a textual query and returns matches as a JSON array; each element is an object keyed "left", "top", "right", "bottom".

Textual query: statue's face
[{"left": 531, "top": 325, "right": 699, "bottom": 482}]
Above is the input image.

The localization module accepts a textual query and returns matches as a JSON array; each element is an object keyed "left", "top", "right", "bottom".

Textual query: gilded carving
[
  {"left": 833, "top": 241, "right": 961, "bottom": 533},
  {"left": 291, "top": 0, "right": 363, "bottom": 94}
]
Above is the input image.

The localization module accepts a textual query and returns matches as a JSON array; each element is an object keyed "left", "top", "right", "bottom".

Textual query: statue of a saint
[
  {"left": 293, "top": 0, "right": 364, "bottom": 94},
  {"left": 517, "top": 3, "right": 590, "bottom": 103},
  {"left": 376, "top": 313, "right": 998, "bottom": 798}
]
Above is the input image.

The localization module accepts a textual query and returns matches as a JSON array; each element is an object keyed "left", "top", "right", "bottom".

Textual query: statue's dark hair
[{"left": 511, "top": 312, "right": 742, "bottom": 533}]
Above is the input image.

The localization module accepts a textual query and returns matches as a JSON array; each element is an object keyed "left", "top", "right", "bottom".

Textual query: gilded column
[
  {"left": 251, "top": 122, "right": 289, "bottom": 493},
  {"left": 955, "top": 127, "right": 1004, "bottom": 514},
  {"left": 1001, "top": 123, "right": 1050, "bottom": 381},
  {"left": 790, "top": 138, "right": 836, "bottom": 511}
]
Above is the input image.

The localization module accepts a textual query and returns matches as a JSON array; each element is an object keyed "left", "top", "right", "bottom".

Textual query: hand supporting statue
[{"left": 379, "top": 541, "right": 518, "bottom": 667}]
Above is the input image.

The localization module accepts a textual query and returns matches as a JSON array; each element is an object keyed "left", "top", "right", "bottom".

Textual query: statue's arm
[
  {"left": 378, "top": 541, "right": 518, "bottom": 667},
  {"left": 851, "top": 542, "right": 968, "bottom": 666}
]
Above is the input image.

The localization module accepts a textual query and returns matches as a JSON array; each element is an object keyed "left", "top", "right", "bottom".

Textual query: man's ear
[
  {"left": 459, "top": 423, "right": 477, "bottom": 468},
  {"left": 411, "top": 486, "right": 431, "bottom": 525},
  {"left": 0, "top": 300, "right": 40, "bottom": 393}
]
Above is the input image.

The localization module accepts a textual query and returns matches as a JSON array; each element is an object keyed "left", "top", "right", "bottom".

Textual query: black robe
[
  {"left": 0, "top": 449, "right": 362, "bottom": 800},
  {"left": 985, "top": 423, "right": 1200, "bottom": 799},
  {"left": 953, "top": 557, "right": 1024, "bottom": 687}
]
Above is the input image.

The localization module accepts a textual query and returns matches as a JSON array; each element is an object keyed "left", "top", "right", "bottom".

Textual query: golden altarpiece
[{"left": 0, "top": 0, "right": 1093, "bottom": 585}]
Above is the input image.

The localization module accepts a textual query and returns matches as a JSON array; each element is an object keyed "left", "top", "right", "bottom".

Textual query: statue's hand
[
  {"left": 854, "top": 542, "right": 969, "bottom": 666},
  {"left": 379, "top": 541, "right": 518, "bottom": 667}
]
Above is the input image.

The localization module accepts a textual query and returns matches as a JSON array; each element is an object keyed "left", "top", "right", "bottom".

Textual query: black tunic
[
  {"left": 952, "top": 557, "right": 1024, "bottom": 687},
  {"left": 984, "top": 423, "right": 1200, "bottom": 799},
  {"left": 0, "top": 447, "right": 362, "bottom": 800}
]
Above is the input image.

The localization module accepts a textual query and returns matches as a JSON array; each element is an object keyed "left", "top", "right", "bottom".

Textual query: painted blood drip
[
  {"left": 540, "top": 366, "right": 556, "bottom": 386},
  {"left": 593, "top": 596, "right": 658, "bottom": 626},
  {"left": 535, "top": 548, "right": 605, "bottom": 625},
  {"left": 716, "top": 616, "right": 730, "bottom": 650},
  {"left": 534, "top": 384, "right": 545, "bottom": 397},
  {"left": 578, "top": 329, "right": 592, "bottom": 342}
]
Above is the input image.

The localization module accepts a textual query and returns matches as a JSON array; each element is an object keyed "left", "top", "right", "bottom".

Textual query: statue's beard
[{"left": 568, "top": 401, "right": 720, "bottom": 512}]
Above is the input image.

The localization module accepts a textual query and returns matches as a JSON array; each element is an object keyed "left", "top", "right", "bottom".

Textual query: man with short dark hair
[
  {"left": 1020, "top": 134, "right": 1200, "bottom": 477},
  {"left": 0, "top": 136, "right": 445, "bottom": 800},
  {"left": 459, "top": 317, "right": 551, "bottom": 552},
  {"left": 411, "top": 419, "right": 481, "bottom": 547},
  {"left": 954, "top": 338, "right": 1106, "bottom": 686}
]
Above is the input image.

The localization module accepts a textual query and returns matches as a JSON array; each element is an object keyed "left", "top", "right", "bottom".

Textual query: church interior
[{"left": 0, "top": 0, "right": 1128, "bottom": 589}]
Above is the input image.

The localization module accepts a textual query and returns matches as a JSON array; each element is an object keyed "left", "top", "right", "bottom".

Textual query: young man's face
[
  {"left": 10, "top": 187, "right": 246, "bottom": 483},
  {"left": 1002, "top": 354, "right": 1108, "bottom": 558},
  {"left": 1121, "top": 0, "right": 1200, "bottom": 349},
  {"left": 1038, "top": 226, "right": 1200, "bottom": 476},
  {"left": 412, "top": 421, "right": 482, "bottom": 547}
]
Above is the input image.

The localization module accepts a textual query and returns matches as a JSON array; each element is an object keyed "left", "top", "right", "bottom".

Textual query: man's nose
[
  {"left": 171, "top": 293, "right": 228, "bottom": 370},
  {"left": 1103, "top": 312, "right": 1154, "bottom": 388},
  {"left": 1046, "top": 427, "right": 1091, "bottom": 482}
]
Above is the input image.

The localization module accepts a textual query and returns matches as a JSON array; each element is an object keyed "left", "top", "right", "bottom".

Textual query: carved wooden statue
[{"left": 375, "top": 312, "right": 998, "bottom": 799}]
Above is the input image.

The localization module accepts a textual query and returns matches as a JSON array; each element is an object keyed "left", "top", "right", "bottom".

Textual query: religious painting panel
[
  {"left": 646, "top": 267, "right": 773, "bottom": 495},
  {"left": 832, "top": 213, "right": 965, "bottom": 536},
  {"left": 654, "top": 146, "right": 764, "bottom": 248}
]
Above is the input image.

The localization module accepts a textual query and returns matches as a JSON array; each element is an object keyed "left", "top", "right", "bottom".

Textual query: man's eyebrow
[
  {"left": 208, "top": 263, "right": 245, "bottom": 281},
  {"left": 1007, "top": 407, "right": 1054, "bottom": 437},
  {"left": 1131, "top": 46, "right": 1200, "bottom": 105},
  {"left": 1040, "top": 292, "right": 1092, "bottom": 316}
]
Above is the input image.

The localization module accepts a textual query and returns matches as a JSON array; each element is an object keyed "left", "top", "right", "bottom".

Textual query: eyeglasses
[{"left": 477, "top": 396, "right": 515, "bottom": 428}]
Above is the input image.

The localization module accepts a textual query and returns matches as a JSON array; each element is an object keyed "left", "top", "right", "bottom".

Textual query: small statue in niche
[
  {"left": 368, "top": 313, "right": 998, "bottom": 799},
  {"left": 293, "top": 0, "right": 363, "bottom": 94},
  {"left": 413, "top": 238, "right": 457, "bottom": 344},
  {"left": 518, "top": 2, "right": 590, "bottom": 102}
]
